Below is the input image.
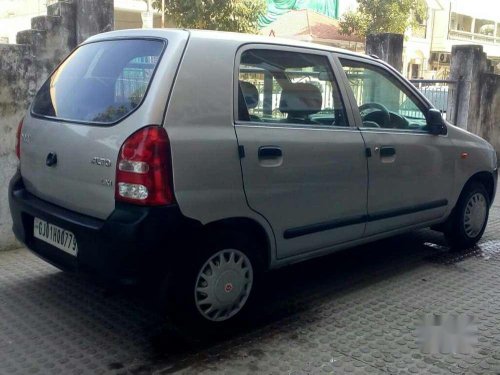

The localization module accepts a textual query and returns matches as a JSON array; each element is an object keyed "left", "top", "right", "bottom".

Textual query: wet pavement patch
[{"left": 424, "top": 240, "right": 500, "bottom": 265}]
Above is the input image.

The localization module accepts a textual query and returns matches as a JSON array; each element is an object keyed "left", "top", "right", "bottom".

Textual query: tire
[
  {"left": 163, "top": 229, "right": 261, "bottom": 337},
  {"left": 444, "top": 181, "right": 490, "bottom": 250}
]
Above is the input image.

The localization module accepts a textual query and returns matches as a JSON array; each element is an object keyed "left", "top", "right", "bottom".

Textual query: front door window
[{"left": 340, "top": 59, "right": 428, "bottom": 131}]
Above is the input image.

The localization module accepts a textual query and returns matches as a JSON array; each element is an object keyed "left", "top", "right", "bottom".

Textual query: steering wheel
[{"left": 359, "top": 102, "right": 391, "bottom": 128}]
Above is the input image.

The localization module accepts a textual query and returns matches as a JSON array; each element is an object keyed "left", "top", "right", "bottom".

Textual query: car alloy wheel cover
[
  {"left": 463, "top": 192, "right": 487, "bottom": 238},
  {"left": 194, "top": 249, "right": 253, "bottom": 322}
]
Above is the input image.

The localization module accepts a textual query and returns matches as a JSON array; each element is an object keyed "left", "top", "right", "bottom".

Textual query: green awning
[{"left": 259, "top": 0, "right": 340, "bottom": 28}]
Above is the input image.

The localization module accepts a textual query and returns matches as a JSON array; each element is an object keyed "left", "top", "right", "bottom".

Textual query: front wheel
[{"left": 445, "top": 182, "right": 490, "bottom": 250}]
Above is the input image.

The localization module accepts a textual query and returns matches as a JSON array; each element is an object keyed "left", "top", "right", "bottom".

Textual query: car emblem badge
[
  {"left": 91, "top": 157, "right": 112, "bottom": 167},
  {"left": 46, "top": 152, "right": 57, "bottom": 167},
  {"left": 21, "top": 132, "right": 31, "bottom": 144},
  {"left": 224, "top": 283, "right": 233, "bottom": 293}
]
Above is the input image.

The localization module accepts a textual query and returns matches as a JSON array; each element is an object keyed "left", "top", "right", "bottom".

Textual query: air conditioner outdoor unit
[{"left": 438, "top": 53, "right": 451, "bottom": 64}]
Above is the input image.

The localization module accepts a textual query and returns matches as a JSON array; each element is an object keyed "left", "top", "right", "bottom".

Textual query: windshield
[{"left": 32, "top": 39, "right": 165, "bottom": 124}]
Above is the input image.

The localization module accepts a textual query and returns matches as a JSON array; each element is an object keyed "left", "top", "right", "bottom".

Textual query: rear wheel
[
  {"left": 444, "top": 182, "right": 490, "bottom": 250},
  {"left": 194, "top": 248, "right": 253, "bottom": 322},
  {"left": 165, "top": 230, "right": 260, "bottom": 336}
]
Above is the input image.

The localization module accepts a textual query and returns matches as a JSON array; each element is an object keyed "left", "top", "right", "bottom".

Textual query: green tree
[
  {"left": 339, "top": 0, "right": 427, "bottom": 37},
  {"left": 153, "top": 0, "right": 267, "bottom": 33}
]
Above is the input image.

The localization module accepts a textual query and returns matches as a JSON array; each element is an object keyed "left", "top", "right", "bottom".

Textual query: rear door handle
[
  {"left": 258, "top": 146, "right": 282, "bottom": 158},
  {"left": 379, "top": 146, "right": 396, "bottom": 157}
]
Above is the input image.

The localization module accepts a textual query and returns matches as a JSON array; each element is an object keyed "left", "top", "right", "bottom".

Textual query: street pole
[
  {"left": 162, "top": 0, "right": 165, "bottom": 28},
  {"left": 142, "top": 0, "right": 154, "bottom": 28}
]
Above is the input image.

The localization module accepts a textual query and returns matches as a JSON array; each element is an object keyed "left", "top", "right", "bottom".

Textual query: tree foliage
[
  {"left": 339, "top": 0, "right": 427, "bottom": 37},
  {"left": 153, "top": 0, "right": 267, "bottom": 33}
]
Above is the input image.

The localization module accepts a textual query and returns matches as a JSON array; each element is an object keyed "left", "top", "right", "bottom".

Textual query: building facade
[{"left": 404, "top": 0, "right": 500, "bottom": 79}]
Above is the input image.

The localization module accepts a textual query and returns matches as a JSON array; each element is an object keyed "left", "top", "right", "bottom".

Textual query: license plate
[{"left": 33, "top": 217, "right": 78, "bottom": 256}]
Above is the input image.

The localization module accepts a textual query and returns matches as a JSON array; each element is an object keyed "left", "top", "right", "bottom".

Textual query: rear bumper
[{"left": 9, "top": 171, "right": 200, "bottom": 283}]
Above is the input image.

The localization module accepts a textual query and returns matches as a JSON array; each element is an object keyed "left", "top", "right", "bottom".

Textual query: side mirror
[{"left": 427, "top": 108, "right": 447, "bottom": 135}]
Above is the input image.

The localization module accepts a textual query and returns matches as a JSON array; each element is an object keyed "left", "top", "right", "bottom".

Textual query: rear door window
[
  {"left": 237, "top": 49, "right": 348, "bottom": 127},
  {"left": 32, "top": 39, "right": 165, "bottom": 124}
]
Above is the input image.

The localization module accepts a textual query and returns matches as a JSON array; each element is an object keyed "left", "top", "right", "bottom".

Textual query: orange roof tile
[{"left": 260, "top": 9, "right": 364, "bottom": 44}]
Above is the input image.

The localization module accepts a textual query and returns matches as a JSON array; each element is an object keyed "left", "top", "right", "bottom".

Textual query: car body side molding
[{"left": 283, "top": 199, "right": 448, "bottom": 239}]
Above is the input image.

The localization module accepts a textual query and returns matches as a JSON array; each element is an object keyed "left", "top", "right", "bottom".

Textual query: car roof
[{"left": 85, "top": 28, "right": 372, "bottom": 61}]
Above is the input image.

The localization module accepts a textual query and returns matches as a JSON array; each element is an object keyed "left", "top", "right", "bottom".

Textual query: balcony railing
[{"left": 449, "top": 29, "right": 499, "bottom": 45}]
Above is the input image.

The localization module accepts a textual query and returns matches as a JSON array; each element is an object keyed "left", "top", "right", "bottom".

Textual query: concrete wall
[
  {"left": 448, "top": 45, "right": 489, "bottom": 132},
  {"left": 0, "top": 44, "right": 36, "bottom": 250},
  {"left": 365, "top": 33, "right": 404, "bottom": 73},
  {"left": 478, "top": 73, "right": 500, "bottom": 158},
  {"left": 0, "top": 0, "right": 114, "bottom": 250},
  {"left": 448, "top": 44, "right": 500, "bottom": 158},
  {"left": 76, "top": 0, "right": 114, "bottom": 44}
]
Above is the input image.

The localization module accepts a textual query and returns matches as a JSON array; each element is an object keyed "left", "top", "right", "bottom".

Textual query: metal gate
[{"left": 410, "top": 79, "right": 458, "bottom": 121}]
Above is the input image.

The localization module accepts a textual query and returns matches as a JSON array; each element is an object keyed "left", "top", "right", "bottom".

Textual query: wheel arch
[
  {"left": 202, "top": 217, "right": 273, "bottom": 270},
  {"left": 462, "top": 171, "right": 496, "bottom": 206},
  {"left": 433, "top": 170, "right": 495, "bottom": 234}
]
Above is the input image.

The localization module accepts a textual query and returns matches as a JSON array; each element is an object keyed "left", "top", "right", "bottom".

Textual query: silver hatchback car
[{"left": 9, "top": 29, "right": 497, "bottom": 330}]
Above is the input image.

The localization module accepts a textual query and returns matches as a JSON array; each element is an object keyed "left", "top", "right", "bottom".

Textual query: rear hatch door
[{"left": 20, "top": 34, "right": 184, "bottom": 219}]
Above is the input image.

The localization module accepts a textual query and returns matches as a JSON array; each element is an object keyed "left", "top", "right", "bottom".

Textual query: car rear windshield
[{"left": 32, "top": 39, "right": 165, "bottom": 124}]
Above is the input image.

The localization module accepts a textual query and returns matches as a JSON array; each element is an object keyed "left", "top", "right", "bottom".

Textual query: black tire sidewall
[
  {"left": 164, "top": 230, "right": 262, "bottom": 336},
  {"left": 447, "top": 182, "right": 490, "bottom": 249}
]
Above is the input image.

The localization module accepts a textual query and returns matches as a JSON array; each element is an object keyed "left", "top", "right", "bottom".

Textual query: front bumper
[{"left": 9, "top": 171, "right": 200, "bottom": 283}]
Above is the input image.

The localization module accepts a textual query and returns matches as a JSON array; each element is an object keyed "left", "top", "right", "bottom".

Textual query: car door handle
[
  {"left": 258, "top": 146, "right": 282, "bottom": 158},
  {"left": 379, "top": 146, "right": 396, "bottom": 157}
]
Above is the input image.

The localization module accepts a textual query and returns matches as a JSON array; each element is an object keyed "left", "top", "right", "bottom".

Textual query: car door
[
  {"left": 336, "top": 55, "right": 454, "bottom": 236},
  {"left": 234, "top": 45, "right": 368, "bottom": 259}
]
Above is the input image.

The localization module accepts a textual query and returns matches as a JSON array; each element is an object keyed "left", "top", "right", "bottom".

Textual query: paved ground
[{"left": 2, "top": 194, "right": 500, "bottom": 374}]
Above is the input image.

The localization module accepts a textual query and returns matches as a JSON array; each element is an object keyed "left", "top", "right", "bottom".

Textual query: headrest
[
  {"left": 279, "top": 83, "right": 322, "bottom": 116},
  {"left": 239, "top": 81, "right": 259, "bottom": 109}
]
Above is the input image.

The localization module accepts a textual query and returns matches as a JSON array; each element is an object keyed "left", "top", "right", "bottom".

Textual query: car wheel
[
  {"left": 445, "top": 182, "right": 490, "bottom": 250},
  {"left": 165, "top": 230, "right": 260, "bottom": 336}
]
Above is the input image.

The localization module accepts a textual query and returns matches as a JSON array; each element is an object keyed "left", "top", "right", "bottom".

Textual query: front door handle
[
  {"left": 258, "top": 146, "right": 283, "bottom": 167},
  {"left": 379, "top": 146, "right": 396, "bottom": 157},
  {"left": 258, "top": 146, "right": 282, "bottom": 158}
]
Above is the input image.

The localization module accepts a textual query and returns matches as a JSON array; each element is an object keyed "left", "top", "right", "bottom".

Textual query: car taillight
[
  {"left": 115, "top": 126, "right": 174, "bottom": 206},
  {"left": 15, "top": 117, "right": 24, "bottom": 159}
]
